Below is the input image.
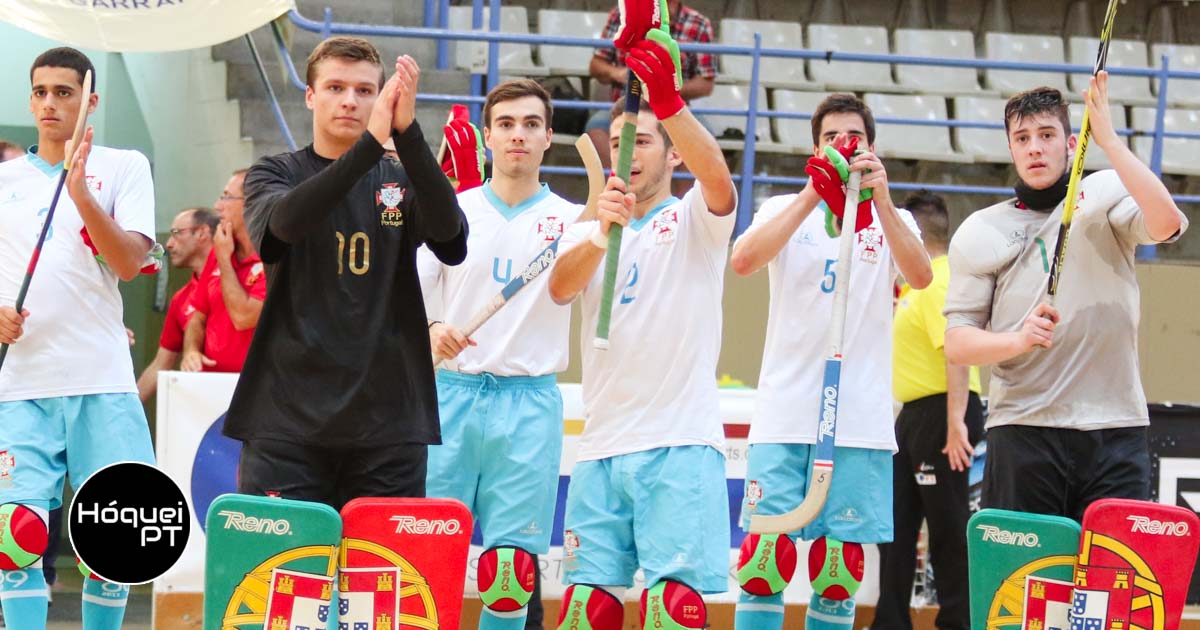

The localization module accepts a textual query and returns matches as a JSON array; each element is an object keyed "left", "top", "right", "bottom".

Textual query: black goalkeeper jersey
[{"left": 224, "top": 123, "right": 467, "bottom": 448}]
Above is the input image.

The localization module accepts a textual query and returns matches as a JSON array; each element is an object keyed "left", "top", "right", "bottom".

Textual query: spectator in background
[
  {"left": 0, "top": 139, "right": 25, "bottom": 162},
  {"left": 137, "top": 207, "right": 219, "bottom": 400},
  {"left": 181, "top": 169, "right": 265, "bottom": 373},
  {"left": 586, "top": 0, "right": 717, "bottom": 168},
  {"left": 872, "top": 192, "right": 983, "bottom": 630}
]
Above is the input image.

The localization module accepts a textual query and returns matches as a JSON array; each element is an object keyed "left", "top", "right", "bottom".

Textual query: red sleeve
[
  {"left": 189, "top": 254, "right": 215, "bottom": 316},
  {"left": 242, "top": 259, "right": 267, "bottom": 300},
  {"left": 159, "top": 289, "right": 187, "bottom": 352}
]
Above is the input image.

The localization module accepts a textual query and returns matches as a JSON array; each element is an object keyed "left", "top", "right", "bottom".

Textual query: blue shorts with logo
[
  {"left": 562, "top": 445, "right": 730, "bottom": 593},
  {"left": 0, "top": 393, "right": 155, "bottom": 509},
  {"left": 426, "top": 370, "right": 563, "bottom": 554},
  {"left": 739, "top": 443, "right": 893, "bottom": 543}
]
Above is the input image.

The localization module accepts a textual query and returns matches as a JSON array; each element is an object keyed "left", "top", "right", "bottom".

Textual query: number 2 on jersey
[
  {"left": 336, "top": 231, "right": 370, "bottom": 275},
  {"left": 820, "top": 258, "right": 836, "bottom": 293}
]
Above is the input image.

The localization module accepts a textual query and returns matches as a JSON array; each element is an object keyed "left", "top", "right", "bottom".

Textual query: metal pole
[
  {"left": 245, "top": 33, "right": 297, "bottom": 151},
  {"left": 736, "top": 33, "right": 764, "bottom": 237}
]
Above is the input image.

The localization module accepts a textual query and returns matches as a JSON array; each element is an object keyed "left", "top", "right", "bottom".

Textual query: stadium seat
[
  {"left": 1067, "top": 101, "right": 1127, "bottom": 171},
  {"left": 1149, "top": 44, "right": 1200, "bottom": 106},
  {"left": 894, "top": 28, "right": 987, "bottom": 94},
  {"left": 537, "top": 9, "right": 609, "bottom": 76},
  {"left": 864, "top": 93, "right": 970, "bottom": 162},
  {"left": 449, "top": 6, "right": 545, "bottom": 76},
  {"left": 773, "top": 89, "right": 830, "bottom": 152},
  {"left": 1131, "top": 106, "right": 1200, "bottom": 176},
  {"left": 984, "top": 32, "right": 1070, "bottom": 95},
  {"left": 719, "top": 18, "right": 811, "bottom": 88},
  {"left": 1068, "top": 38, "right": 1153, "bottom": 105},
  {"left": 953, "top": 96, "right": 1011, "bottom": 163},
  {"left": 690, "top": 84, "right": 782, "bottom": 151},
  {"left": 806, "top": 24, "right": 898, "bottom": 92}
]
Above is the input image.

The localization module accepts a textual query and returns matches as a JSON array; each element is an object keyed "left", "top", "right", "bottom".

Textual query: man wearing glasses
[
  {"left": 136, "top": 207, "right": 220, "bottom": 400},
  {"left": 181, "top": 169, "right": 266, "bottom": 373}
]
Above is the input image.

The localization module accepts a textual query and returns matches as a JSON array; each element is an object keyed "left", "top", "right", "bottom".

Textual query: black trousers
[
  {"left": 981, "top": 424, "right": 1149, "bottom": 523},
  {"left": 237, "top": 438, "right": 428, "bottom": 511},
  {"left": 873, "top": 392, "right": 984, "bottom": 630}
]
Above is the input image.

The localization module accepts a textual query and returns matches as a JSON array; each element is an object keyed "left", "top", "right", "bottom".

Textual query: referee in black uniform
[{"left": 224, "top": 37, "right": 467, "bottom": 510}]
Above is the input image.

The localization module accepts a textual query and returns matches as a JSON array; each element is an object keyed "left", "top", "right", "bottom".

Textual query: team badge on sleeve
[
  {"left": 0, "top": 451, "right": 14, "bottom": 488},
  {"left": 537, "top": 216, "right": 564, "bottom": 243},
  {"left": 377, "top": 183, "right": 405, "bottom": 227},
  {"left": 653, "top": 209, "right": 679, "bottom": 245},
  {"left": 746, "top": 480, "right": 763, "bottom": 509}
]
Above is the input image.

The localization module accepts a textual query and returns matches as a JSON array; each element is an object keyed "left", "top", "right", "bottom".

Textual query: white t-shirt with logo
[
  {"left": 738, "top": 195, "right": 920, "bottom": 451},
  {"left": 0, "top": 146, "right": 155, "bottom": 402},
  {"left": 559, "top": 184, "right": 736, "bottom": 462},
  {"left": 418, "top": 183, "right": 583, "bottom": 376}
]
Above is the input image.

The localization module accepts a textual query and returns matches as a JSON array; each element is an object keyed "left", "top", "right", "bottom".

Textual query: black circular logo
[{"left": 69, "top": 462, "right": 191, "bottom": 584}]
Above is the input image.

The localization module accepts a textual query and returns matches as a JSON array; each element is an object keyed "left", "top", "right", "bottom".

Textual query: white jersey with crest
[
  {"left": 558, "top": 184, "right": 735, "bottom": 462},
  {"left": 0, "top": 146, "right": 155, "bottom": 402},
  {"left": 418, "top": 182, "right": 583, "bottom": 376},
  {"left": 739, "top": 195, "right": 920, "bottom": 451}
]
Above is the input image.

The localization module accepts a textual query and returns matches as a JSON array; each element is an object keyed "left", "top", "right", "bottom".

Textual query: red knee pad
[
  {"left": 478, "top": 545, "right": 537, "bottom": 612},
  {"left": 557, "top": 583, "right": 623, "bottom": 630},
  {"left": 808, "top": 537, "right": 865, "bottom": 600},
  {"left": 736, "top": 533, "right": 797, "bottom": 596},
  {"left": 639, "top": 579, "right": 706, "bottom": 629},
  {"left": 0, "top": 503, "right": 48, "bottom": 570}
]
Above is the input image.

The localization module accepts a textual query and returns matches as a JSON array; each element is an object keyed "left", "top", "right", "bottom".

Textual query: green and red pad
[
  {"left": 203, "top": 493, "right": 341, "bottom": 630},
  {"left": 968, "top": 508, "right": 1081, "bottom": 630},
  {"left": 0, "top": 503, "right": 48, "bottom": 570},
  {"left": 339, "top": 497, "right": 473, "bottom": 630},
  {"left": 1072, "top": 498, "right": 1200, "bottom": 630}
]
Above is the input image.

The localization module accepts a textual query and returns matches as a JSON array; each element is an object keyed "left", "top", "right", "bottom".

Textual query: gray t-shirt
[{"left": 945, "top": 170, "right": 1187, "bottom": 430}]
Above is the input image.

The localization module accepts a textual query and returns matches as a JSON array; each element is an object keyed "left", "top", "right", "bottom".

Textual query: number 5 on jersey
[
  {"left": 821, "top": 258, "right": 836, "bottom": 294},
  {"left": 336, "top": 231, "right": 370, "bottom": 275}
]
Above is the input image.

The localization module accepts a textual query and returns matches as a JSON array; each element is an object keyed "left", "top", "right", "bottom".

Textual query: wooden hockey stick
[
  {"left": 1046, "top": 0, "right": 1119, "bottom": 302},
  {"left": 433, "top": 136, "right": 605, "bottom": 365},
  {"left": 750, "top": 168, "right": 862, "bottom": 534},
  {"left": 0, "top": 70, "right": 92, "bottom": 374}
]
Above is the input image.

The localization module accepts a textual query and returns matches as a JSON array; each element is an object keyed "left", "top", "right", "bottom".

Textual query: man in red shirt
[
  {"left": 181, "top": 169, "right": 266, "bottom": 372},
  {"left": 136, "top": 207, "right": 219, "bottom": 400}
]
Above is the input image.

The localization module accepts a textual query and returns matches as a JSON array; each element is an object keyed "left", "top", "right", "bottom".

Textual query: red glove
[
  {"left": 613, "top": 0, "right": 662, "bottom": 51},
  {"left": 440, "top": 104, "right": 484, "bottom": 193},
  {"left": 625, "top": 33, "right": 685, "bottom": 120},
  {"left": 804, "top": 137, "right": 874, "bottom": 235}
]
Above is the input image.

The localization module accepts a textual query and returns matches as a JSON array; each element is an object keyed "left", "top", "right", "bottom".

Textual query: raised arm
[
  {"left": 549, "top": 177, "right": 634, "bottom": 305},
  {"left": 731, "top": 187, "right": 821, "bottom": 275},
  {"left": 1086, "top": 71, "right": 1185, "bottom": 241}
]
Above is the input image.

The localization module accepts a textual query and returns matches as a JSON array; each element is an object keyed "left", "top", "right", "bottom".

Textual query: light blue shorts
[
  {"left": 426, "top": 370, "right": 563, "bottom": 554},
  {"left": 562, "top": 445, "right": 730, "bottom": 593},
  {"left": 0, "top": 393, "right": 155, "bottom": 509},
  {"left": 739, "top": 443, "right": 893, "bottom": 543}
]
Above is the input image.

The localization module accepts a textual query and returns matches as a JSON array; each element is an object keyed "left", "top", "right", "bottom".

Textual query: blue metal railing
[{"left": 256, "top": 5, "right": 1199, "bottom": 248}]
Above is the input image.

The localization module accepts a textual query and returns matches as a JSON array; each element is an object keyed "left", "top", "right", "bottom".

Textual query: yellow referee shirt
[{"left": 893, "top": 256, "right": 981, "bottom": 403}]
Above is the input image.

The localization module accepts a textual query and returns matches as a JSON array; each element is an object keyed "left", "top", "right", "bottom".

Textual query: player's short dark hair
[
  {"left": 305, "top": 36, "right": 384, "bottom": 88},
  {"left": 811, "top": 93, "right": 875, "bottom": 147},
  {"left": 903, "top": 190, "right": 950, "bottom": 248},
  {"left": 0, "top": 140, "right": 24, "bottom": 159},
  {"left": 609, "top": 98, "right": 673, "bottom": 150},
  {"left": 1004, "top": 87, "right": 1071, "bottom": 138},
  {"left": 185, "top": 207, "right": 220, "bottom": 235},
  {"left": 483, "top": 79, "right": 553, "bottom": 129},
  {"left": 30, "top": 47, "right": 96, "bottom": 93}
]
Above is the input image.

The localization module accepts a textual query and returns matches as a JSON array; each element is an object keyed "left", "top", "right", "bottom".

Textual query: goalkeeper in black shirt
[{"left": 225, "top": 37, "right": 468, "bottom": 509}]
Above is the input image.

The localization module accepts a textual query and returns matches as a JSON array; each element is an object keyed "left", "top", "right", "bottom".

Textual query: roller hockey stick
[
  {"left": 592, "top": 72, "right": 642, "bottom": 350},
  {"left": 750, "top": 167, "right": 862, "bottom": 534},
  {"left": 433, "top": 136, "right": 605, "bottom": 365},
  {"left": 0, "top": 70, "right": 92, "bottom": 374},
  {"left": 1046, "top": 0, "right": 1119, "bottom": 302}
]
